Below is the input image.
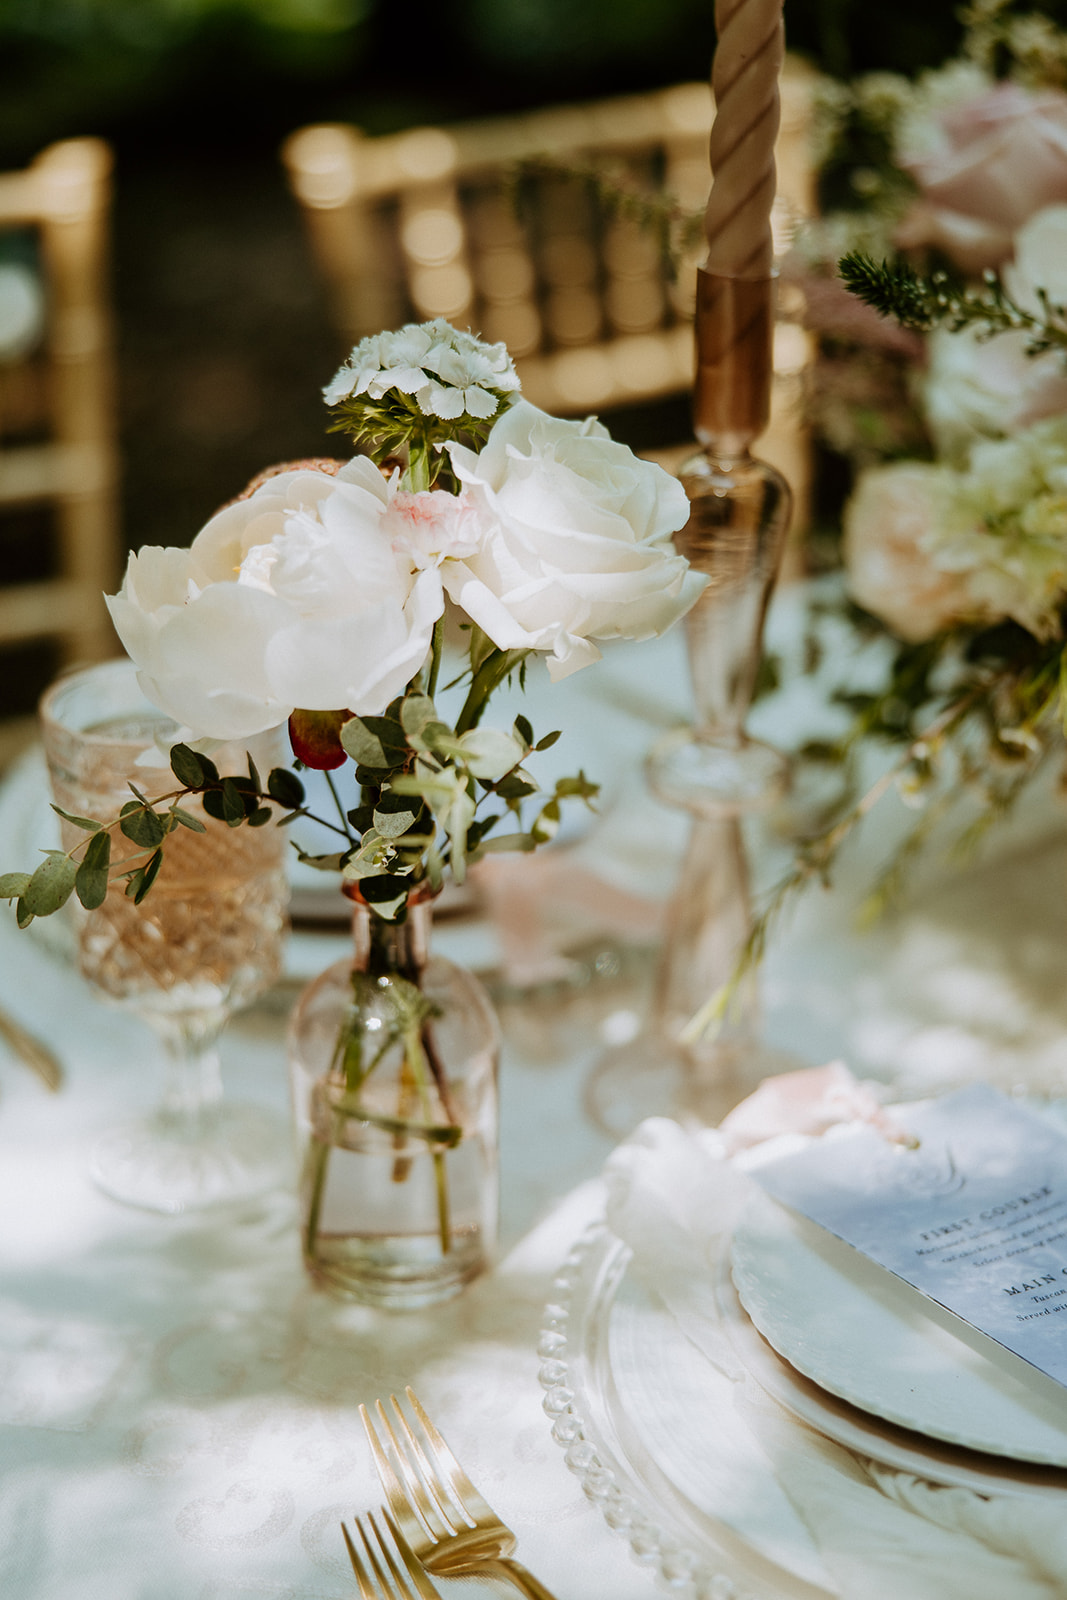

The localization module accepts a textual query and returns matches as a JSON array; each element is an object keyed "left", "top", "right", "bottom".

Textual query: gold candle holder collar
[{"left": 692, "top": 268, "right": 775, "bottom": 458}]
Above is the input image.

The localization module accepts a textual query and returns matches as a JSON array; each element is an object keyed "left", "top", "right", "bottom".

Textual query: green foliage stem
[{"left": 838, "top": 251, "right": 1067, "bottom": 356}]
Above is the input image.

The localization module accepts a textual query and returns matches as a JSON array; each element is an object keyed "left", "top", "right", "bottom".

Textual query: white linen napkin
[{"left": 604, "top": 1113, "right": 1067, "bottom": 1600}]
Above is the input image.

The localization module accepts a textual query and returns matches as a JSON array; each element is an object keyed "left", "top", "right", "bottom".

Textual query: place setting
[{"left": 540, "top": 1070, "right": 1067, "bottom": 1600}]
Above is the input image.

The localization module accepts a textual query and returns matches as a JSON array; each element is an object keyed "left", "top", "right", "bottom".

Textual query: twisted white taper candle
[{"left": 704, "top": 0, "right": 784, "bottom": 279}]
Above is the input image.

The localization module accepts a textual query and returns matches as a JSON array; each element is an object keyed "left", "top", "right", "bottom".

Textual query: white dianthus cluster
[{"left": 323, "top": 319, "right": 521, "bottom": 420}]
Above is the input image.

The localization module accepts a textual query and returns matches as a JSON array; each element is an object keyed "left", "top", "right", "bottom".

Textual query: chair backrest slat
[{"left": 283, "top": 70, "right": 816, "bottom": 557}]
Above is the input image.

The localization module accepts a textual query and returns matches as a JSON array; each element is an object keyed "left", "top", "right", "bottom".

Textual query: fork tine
[
  {"left": 379, "top": 1508, "right": 445, "bottom": 1600},
  {"left": 357, "top": 1510, "right": 429, "bottom": 1600},
  {"left": 403, "top": 1386, "right": 497, "bottom": 1522},
  {"left": 387, "top": 1393, "right": 475, "bottom": 1530},
  {"left": 340, "top": 1521, "right": 375, "bottom": 1600},
  {"left": 359, "top": 1403, "right": 415, "bottom": 1533},
  {"left": 361, "top": 1398, "right": 456, "bottom": 1543}
]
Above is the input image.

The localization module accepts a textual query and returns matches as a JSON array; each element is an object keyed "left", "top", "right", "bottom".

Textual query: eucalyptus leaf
[
  {"left": 555, "top": 771, "right": 599, "bottom": 802},
  {"left": 50, "top": 804, "right": 101, "bottom": 833},
  {"left": 475, "top": 831, "right": 538, "bottom": 854},
  {"left": 170, "top": 806, "right": 207, "bottom": 833},
  {"left": 127, "top": 848, "right": 163, "bottom": 904},
  {"left": 409, "top": 720, "right": 456, "bottom": 756},
  {"left": 346, "top": 802, "right": 376, "bottom": 834},
  {"left": 220, "top": 777, "right": 246, "bottom": 826},
  {"left": 359, "top": 872, "right": 410, "bottom": 905},
  {"left": 0, "top": 873, "right": 31, "bottom": 900},
  {"left": 494, "top": 774, "right": 537, "bottom": 801},
  {"left": 23, "top": 852, "right": 78, "bottom": 916},
  {"left": 169, "top": 744, "right": 206, "bottom": 787},
  {"left": 119, "top": 802, "right": 166, "bottom": 849},
  {"left": 75, "top": 828, "right": 112, "bottom": 910},
  {"left": 294, "top": 847, "right": 347, "bottom": 871},
  {"left": 400, "top": 693, "right": 437, "bottom": 738},
  {"left": 373, "top": 793, "right": 419, "bottom": 838},
  {"left": 267, "top": 767, "right": 305, "bottom": 808},
  {"left": 532, "top": 797, "right": 560, "bottom": 842},
  {"left": 247, "top": 806, "right": 273, "bottom": 827},
  {"left": 340, "top": 714, "right": 407, "bottom": 770},
  {"left": 535, "top": 729, "right": 561, "bottom": 751},
  {"left": 458, "top": 726, "right": 525, "bottom": 780}
]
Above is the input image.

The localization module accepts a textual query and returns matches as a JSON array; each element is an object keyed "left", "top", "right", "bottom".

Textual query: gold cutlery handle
[{"left": 477, "top": 1557, "right": 560, "bottom": 1600}]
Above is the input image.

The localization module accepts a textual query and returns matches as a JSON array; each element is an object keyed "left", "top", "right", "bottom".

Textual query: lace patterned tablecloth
[{"left": 3, "top": 588, "right": 1067, "bottom": 1599}]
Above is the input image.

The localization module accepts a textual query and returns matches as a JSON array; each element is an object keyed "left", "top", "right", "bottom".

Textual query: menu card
[{"left": 750, "top": 1084, "right": 1067, "bottom": 1390}]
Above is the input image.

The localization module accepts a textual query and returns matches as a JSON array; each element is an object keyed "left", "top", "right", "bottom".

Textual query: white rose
[
  {"left": 843, "top": 462, "right": 976, "bottom": 641},
  {"left": 106, "top": 459, "right": 440, "bottom": 740},
  {"left": 923, "top": 323, "right": 1067, "bottom": 462},
  {"left": 1003, "top": 203, "right": 1067, "bottom": 314},
  {"left": 444, "top": 400, "right": 704, "bottom": 678}
]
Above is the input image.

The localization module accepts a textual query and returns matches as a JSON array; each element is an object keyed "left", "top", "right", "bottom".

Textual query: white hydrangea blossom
[
  {"left": 938, "top": 421, "right": 1067, "bottom": 637},
  {"left": 846, "top": 416, "right": 1067, "bottom": 642},
  {"left": 324, "top": 319, "right": 521, "bottom": 420}
]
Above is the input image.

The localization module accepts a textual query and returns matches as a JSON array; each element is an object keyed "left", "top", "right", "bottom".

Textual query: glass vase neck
[{"left": 349, "top": 895, "right": 432, "bottom": 978}]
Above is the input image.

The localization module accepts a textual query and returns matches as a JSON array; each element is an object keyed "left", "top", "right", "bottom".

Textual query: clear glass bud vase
[{"left": 287, "top": 889, "right": 500, "bottom": 1310}]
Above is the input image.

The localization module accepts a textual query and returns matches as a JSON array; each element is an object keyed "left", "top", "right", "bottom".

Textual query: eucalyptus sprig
[
  {"left": 0, "top": 746, "right": 309, "bottom": 929},
  {"left": 2, "top": 667, "right": 600, "bottom": 931},
  {"left": 686, "top": 612, "right": 1067, "bottom": 1045},
  {"left": 838, "top": 250, "right": 1067, "bottom": 356}
]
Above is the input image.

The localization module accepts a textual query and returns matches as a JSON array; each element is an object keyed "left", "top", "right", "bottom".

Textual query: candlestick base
[
  {"left": 586, "top": 441, "right": 810, "bottom": 1139},
  {"left": 647, "top": 729, "right": 788, "bottom": 815}
]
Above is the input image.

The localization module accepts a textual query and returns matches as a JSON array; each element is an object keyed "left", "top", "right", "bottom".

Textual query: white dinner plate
[
  {"left": 716, "top": 1263, "right": 1067, "bottom": 1497},
  {"left": 731, "top": 1187, "right": 1067, "bottom": 1466}
]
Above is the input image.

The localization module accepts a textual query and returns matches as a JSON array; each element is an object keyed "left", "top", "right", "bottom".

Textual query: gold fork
[
  {"left": 360, "top": 1387, "right": 559, "bottom": 1600},
  {"left": 341, "top": 1506, "right": 443, "bottom": 1600}
]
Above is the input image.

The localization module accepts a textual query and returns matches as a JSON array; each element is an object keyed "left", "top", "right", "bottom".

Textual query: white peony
[
  {"left": 843, "top": 462, "right": 977, "bottom": 641},
  {"left": 444, "top": 400, "right": 705, "bottom": 678},
  {"left": 324, "top": 319, "right": 521, "bottom": 420},
  {"left": 106, "top": 459, "right": 441, "bottom": 741}
]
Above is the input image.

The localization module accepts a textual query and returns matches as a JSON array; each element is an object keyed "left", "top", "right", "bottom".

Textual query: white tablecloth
[{"left": 3, "top": 589, "right": 1067, "bottom": 1599}]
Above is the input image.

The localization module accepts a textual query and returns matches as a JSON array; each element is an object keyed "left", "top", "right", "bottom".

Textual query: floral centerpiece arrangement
[
  {"left": 724, "top": 2, "right": 1067, "bottom": 971},
  {"left": 4, "top": 318, "right": 703, "bottom": 1302}
]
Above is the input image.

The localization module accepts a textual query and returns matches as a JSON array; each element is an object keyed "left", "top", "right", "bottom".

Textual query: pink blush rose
[
  {"left": 843, "top": 463, "right": 975, "bottom": 642},
  {"left": 897, "top": 83, "right": 1067, "bottom": 273}
]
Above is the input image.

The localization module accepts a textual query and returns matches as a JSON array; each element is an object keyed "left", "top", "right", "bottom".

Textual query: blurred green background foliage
[
  {"left": 0, "top": 0, "right": 1053, "bottom": 582},
  {"left": 0, "top": 0, "right": 977, "bottom": 168}
]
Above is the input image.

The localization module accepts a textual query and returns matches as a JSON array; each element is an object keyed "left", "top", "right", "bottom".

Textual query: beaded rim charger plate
[
  {"left": 539, "top": 1218, "right": 1067, "bottom": 1600},
  {"left": 540, "top": 1222, "right": 839, "bottom": 1600}
]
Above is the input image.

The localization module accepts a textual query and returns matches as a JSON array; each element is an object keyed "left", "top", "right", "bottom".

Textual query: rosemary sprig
[{"left": 838, "top": 250, "right": 1067, "bottom": 356}]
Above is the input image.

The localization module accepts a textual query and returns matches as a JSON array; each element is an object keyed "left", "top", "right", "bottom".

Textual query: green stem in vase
[
  {"left": 455, "top": 647, "right": 530, "bottom": 735},
  {"left": 403, "top": 1019, "right": 453, "bottom": 1255},
  {"left": 302, "top": 1126, "right": 334, "bottom": 1263}
]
